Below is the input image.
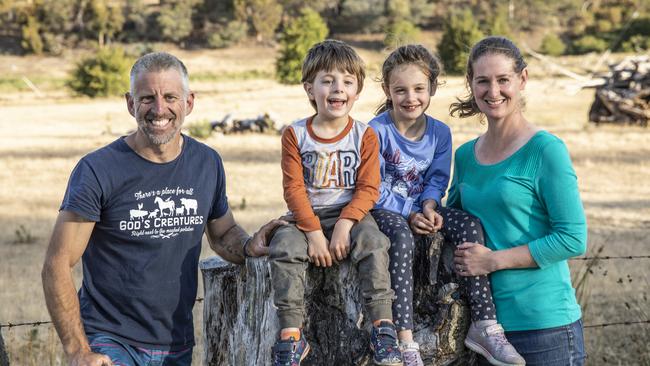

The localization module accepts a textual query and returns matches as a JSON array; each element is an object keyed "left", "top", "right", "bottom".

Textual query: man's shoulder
[
  {"left": 81, "top": 137, "right": 129, "bottom": 165},
  {"left": 183, "top": 134, "right": 220, "bottom": 157}
]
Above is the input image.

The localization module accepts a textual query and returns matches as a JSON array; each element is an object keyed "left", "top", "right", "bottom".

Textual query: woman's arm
[
  {"left": 527, "top": 140, "right": 587, "bottom": 268},
  {"left": 454, "top": 243, "right": 537, "bottom": 276}
]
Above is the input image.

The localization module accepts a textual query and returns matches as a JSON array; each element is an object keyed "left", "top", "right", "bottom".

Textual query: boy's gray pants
[{"left": 269, "top": 206, "right": 394, "bottom": 329}]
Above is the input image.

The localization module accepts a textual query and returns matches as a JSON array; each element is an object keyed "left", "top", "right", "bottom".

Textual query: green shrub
[
  {"left": 485, "top": 4, "right": 512, "bottom": 38},
  {"left": 207, "top": 20, "right": 248, "bottom": 49},
  {"left": 41, "top": 32, "right": 65, "bottom": 55},
  {"left": 187, "top": 120, "right": 213, "bottom": 139},
  {"left": 67, "top": 47, "right": 131, "bottom": 98},
  {"left": 540, "top": 34, "right": 566, "bottom": 56},
  {"left": 621, "top": 35, "right": 650, "bottom": 52},
  {"left": 438, "top": 9, "right": 484, "bottom": 75},
  {"left": 595, "top": 19, "right": 613, "bottom": 33},
  {"left": 21, "top": 16, "right": 43, "bottom": 54},
  {"left": 384, "top": 19, "right": 420, "bottom": 49},
  {"left": 157, "top": 0, "right": 195, "bottom": 43},
  {"left": 571, "top": 35, "right": 608, "bottom": 54},
  {"left": 275, "top": 8, "right": 328, "bottom": 84},
  {"left": 249, "top": 0, "right": 282, "bottom": 43}
]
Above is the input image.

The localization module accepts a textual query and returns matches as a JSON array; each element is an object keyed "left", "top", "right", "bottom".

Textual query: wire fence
[{"left": 1, "top": 255, "right": 648, "bottom": 331}]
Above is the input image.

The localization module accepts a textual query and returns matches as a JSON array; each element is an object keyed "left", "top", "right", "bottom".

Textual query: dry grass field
[{"left": 0, "top": 43, "right": 649, "bottom": 365}]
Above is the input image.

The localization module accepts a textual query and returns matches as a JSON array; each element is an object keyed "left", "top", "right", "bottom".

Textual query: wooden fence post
[
  {"left": 0, "top": 327, "right": 10, "bottom": 366},
  {"left": 200, "top": 233, "right": 476, "bottom": 366}
]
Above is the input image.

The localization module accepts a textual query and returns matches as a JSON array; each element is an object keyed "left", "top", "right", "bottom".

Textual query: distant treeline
[{"left": 0, "top": 0, "right": 648, "bottom": 56}]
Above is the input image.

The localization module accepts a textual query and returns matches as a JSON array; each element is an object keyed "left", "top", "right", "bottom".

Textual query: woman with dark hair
[{"left": 449, "top": 36, "right": 588, "bottom": 365}]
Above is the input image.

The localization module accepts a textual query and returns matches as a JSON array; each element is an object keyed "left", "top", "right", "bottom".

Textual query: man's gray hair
[{"left": 130, "top": 52, "right": 190, "bottom": 96}]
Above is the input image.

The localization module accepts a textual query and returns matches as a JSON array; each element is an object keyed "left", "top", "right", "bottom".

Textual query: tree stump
[
  {"left": 0, "top": 328, "right": 9, "bottom": 366},
  {"left": 200, "top": 233, "right": 476, "bottom": 365}
]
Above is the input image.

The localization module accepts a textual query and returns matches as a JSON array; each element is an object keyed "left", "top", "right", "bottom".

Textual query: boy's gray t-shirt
[{"left": 60, "top": 135, "right": 228, "bottom": 350}]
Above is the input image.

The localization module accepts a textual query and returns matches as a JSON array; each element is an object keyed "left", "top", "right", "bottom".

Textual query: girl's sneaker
[
  {"left": 272, "top": 334, "right": 310, "bottom": 366},
  {"left": 464, "top": 320, "right": 525, "bottom": 366},
  {"left": 400, "top": 341, "right": 424, "bottom": 366},
  {"left": 370, "top": 321, "right": 403, "bottom": 365}
]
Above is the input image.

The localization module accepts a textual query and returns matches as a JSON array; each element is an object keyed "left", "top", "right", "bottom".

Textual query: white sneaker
[
  {"left": 399, "top": 342, "right": 424, "bottom": 366},
  {"left": 464, "top": 321, "right": 525, "bottom": 366}
]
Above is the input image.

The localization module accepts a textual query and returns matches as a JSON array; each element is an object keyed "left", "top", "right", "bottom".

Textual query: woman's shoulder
[{"left": 527, "top": 131, "right": 569, "bottom": 158}]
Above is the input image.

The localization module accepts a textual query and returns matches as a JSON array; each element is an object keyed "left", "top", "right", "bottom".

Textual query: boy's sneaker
[
  {"left": 272, "top": 335, "right": 310, "bottom": 366},
  {"left": 400, "top": 341, "right": 424, "bottom": 366},
  {"left": 370, "top": 321, "right": 403, "bottom": 366},
  {"left": 464, "top": 320, "right": 526, "bottom": 366}
]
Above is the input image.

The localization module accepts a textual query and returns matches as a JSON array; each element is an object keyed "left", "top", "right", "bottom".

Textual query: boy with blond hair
[{"left": 269, "top": 40, "right": 402, "bottom": 366}]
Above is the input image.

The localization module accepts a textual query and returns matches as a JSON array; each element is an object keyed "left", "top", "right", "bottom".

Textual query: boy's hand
[
  {"left": 422, "top": 199, "right": 443, "bottom": 232},
  {"left": 329, "top": 219, "right": 354, "bottom": 262},
  {"left": 306, "top": 230, "right": 332, "bottom": 267}
]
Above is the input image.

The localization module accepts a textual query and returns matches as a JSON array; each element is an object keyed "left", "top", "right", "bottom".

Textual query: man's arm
[
  {"left": 42, "top": 211, "right": 112, "bottom": 366},
  {"left": 205, "top": 208, "right": 288, "bottom": 265}
]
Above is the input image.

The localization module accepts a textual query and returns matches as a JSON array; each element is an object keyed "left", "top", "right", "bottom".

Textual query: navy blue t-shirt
[{"left": 60, "top": 135, "right": 228, "bottom": 350}]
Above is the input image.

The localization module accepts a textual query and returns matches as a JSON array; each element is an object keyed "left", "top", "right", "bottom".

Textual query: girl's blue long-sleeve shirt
[
  {"left": 447, "top": 131, "right": 587, "bottom": 331},
  {"left": 369, "top": 111, "right": 452, "bottom": 217}
]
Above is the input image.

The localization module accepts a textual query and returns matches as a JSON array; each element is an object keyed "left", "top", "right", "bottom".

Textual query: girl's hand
[
  {"left": 453, "top": 242, "right": 496, "bottom": 276},
  {"left": 408, "top": 212, "right": 435, "bottom": 235},
  {"left": 306, "top": 230, "right": 332, "bottom": 267},
  {"left": 422, "top": 199, "right": 443, "bottom": 232}
]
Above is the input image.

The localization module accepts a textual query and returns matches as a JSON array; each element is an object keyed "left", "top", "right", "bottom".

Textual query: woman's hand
[{"left": 453, "top": 242, "right": 496, "bottom": 276}]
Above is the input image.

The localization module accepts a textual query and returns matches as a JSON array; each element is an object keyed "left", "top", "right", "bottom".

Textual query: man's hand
[
  {"left": 306, "top": 230, "right": 332, "bottom": 267},
  {"left": 329, "top": 219, "right": 353, "bottom": 262},
  {"left": 69, "top": 350, "right": 113, "bottom": 366},
  {"left": 245, "top": 218, "right": 289, "bottom": 257},
  {"left": 422, "top": 199, "right": 443, "bottom": 232}
]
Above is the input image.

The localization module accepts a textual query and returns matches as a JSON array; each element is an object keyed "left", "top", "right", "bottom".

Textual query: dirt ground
[{"left": 0, "top": 45, "right": 649, "bottom": 365}]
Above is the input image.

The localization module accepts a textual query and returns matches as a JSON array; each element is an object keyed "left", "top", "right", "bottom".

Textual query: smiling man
[{"left": 42, "top": 52, "right": 283, "bottom": 366}]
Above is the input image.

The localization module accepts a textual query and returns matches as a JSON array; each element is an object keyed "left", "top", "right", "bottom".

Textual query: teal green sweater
[{"left": 447, "top": 131, "right": 587, "bottom": 331}]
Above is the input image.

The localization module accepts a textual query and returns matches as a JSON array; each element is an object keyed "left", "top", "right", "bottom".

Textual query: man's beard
[{"left": 137, "top": 114, "right": 182, "bottom": 145}]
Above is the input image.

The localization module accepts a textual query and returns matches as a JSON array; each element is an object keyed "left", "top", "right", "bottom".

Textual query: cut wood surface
[
  {"left": 0, "top": 329, "right": 9, "bottom": 366},
  {"left": 200, "top": 233, "right": 476, "bottom": 366},
  {"left": 588, "top": 56, "right": 650, "bottom": 126}
]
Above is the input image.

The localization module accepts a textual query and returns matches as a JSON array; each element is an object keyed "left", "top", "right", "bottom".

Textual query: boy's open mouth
[{"left": 328, "top": 98, "right": 347, "bottom": 108}]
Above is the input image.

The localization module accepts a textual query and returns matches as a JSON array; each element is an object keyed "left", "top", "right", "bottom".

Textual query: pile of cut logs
[
  {"left": 210, "top": 113, "right": 278, "bottom": 134},
  {"left": 588, "top": 56, "right": 650, "bottom": 127}
]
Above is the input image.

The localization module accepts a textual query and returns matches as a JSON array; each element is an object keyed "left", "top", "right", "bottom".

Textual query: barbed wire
[
  {"left": 3, "top": 316, "right": 649, "bottom": 331},
  {"left": 571, "top": 255, "right": 650, "bottom": 260},
  {"left": 584, "top": 320, "right": 650, "bottom": 328},
  {"left": 0, "top": 320, "right": 51, "bottom": 329},
  {"left": 3, "top": 266, "right": 649, "bottom": 330}
]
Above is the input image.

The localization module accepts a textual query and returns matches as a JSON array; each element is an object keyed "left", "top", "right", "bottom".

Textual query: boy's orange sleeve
[
  {"left": 281, "top": 127, "right": 321, "bottom": 232},
  {"left": 340, "top": 128, "right": 380, "bottom": 222}
]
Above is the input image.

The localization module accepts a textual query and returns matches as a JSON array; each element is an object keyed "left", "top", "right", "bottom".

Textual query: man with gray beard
[{"left": 42, "top": 52, "right": 283, "bottom": 366}]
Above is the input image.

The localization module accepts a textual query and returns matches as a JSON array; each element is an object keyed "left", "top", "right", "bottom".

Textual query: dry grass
[{"left": 1, "top": 44, "right": 649, "bottom": 365}]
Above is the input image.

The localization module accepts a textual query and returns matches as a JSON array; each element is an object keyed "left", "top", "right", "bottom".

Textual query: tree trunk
[
  {"left": 200, "top": 233, "right": 476, "bottom": 365},
  {"left": 0, "top": 328, "right": 9, "bottom": 366}
]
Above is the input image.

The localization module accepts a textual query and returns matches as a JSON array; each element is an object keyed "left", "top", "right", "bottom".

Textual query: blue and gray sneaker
[
  {"left": 370, "top": 321, "right": 403, "bottom": 366},
  {"left": 272, "top": 335, "right": 310, "bottom": 366}
]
